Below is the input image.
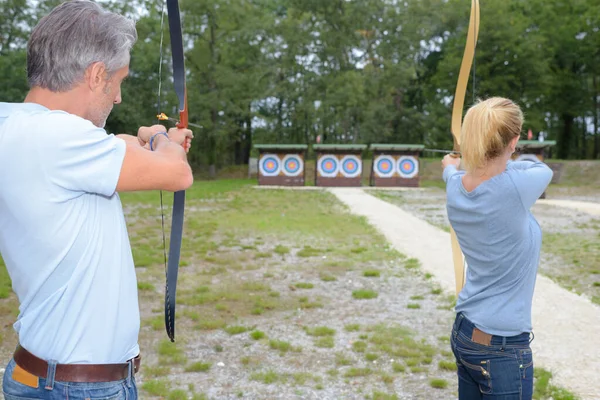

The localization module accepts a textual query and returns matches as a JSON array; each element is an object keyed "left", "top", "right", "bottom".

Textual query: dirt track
[{"left": 330, "top": 188, "right": 600, "bottom": 400}]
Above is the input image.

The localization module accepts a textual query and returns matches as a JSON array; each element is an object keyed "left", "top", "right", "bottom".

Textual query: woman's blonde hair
[{"left": 460, "top": 97, "right": 524, "bottom": 172}]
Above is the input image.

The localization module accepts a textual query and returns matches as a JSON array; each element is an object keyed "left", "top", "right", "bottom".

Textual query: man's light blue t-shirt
[
  {"left": 444, "top": 160, "right": 553, "bottom": 336},
  {"left": 0, "top": 102, "right": 139, "bottom": 364}
]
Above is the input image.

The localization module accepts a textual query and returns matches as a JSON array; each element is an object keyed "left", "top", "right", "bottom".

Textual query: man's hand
[
  {"left": 167, "top": 127, "right": 194, "bottom": 153},
  {"left": 442, "top": 154, "right": 461, "bottom": 169},
  {"left": 137, "top": 125, "right": 167, "bottom": 147}
]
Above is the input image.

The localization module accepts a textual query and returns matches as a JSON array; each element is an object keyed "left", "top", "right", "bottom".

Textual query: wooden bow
[{"left": 450, "top": 0, "right": 480, "bottom": 296}]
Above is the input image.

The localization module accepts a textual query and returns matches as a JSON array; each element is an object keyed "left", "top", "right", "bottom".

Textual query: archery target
[
  {"left": 374, "top": 155, "right": 395, "bottom": 178},
  {"left": 397, "top": 156, "right": 419, "bottom": 179},
  {"left": 516, "top": 154, "right": 540, "bottom": 163},
  {"left": 318, "top": 155, "right": 339, "bottom": 178},
  {"left": 282, "top": 154, "right": 303, "bottom": 177},
  {"left": 340, "top": 155, "right": 362, "bottom": 178},
  {"left": 259, "top": 154, "right": 281, "bottom": 177}
]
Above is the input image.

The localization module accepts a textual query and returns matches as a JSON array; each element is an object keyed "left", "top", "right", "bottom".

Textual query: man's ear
[{"left": 85, "top": 62, "right": 108, "bottom": 91}]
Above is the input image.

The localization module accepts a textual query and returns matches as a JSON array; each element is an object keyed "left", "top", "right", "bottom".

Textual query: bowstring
[{"left": 157, "top": 0, "right": 168, "bottom": 280}]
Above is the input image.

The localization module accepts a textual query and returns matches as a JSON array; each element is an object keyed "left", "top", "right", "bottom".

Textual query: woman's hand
[{"left": 442, "top": 154, "right": 461, "bottom": 169}]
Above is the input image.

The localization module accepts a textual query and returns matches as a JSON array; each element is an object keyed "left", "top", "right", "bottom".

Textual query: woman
[{"left": 442, "top": 97, "right": 553, "bottom": 399}]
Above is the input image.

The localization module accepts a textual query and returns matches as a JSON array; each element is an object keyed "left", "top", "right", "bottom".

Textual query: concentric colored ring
[
  {"left": 374, "top": 155, "right": 395, "bottom": 178},
  {"left": 259, "top": 154, "right": 281, "bottom": 177},
  {"left": 282, "top": 154, "right": 303, "bottom": 177},
  {"left": 397, "top": 156, "right": 419, "bottom": 179},
  {"left": 340, "top": 155, "right": 362, "bottom": 178},
  {"left": 318, "top": 155, "right": 339, "bottom": 178}
]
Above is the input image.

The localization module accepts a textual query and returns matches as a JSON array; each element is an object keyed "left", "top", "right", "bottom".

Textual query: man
[{"left": 0, "top": 1, "right": 193, "bottom": 398}]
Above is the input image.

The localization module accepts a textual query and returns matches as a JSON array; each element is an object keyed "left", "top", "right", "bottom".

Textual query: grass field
[{"left": 0, "top": 176, "right": 587, "bottom": 399}]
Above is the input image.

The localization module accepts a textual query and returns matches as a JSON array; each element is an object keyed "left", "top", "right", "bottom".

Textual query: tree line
[{"left": 2, "top": 0, "right": 600, "bottom": 175}]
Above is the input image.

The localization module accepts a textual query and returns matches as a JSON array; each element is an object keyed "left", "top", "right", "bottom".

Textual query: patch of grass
[
  {"left": 410, "top": 295, "right": 425, "bottom": 300},
  {"left": 224, "top": 325, "right": 251, "bottom": 335},
  {"left": 392, "top": 362, "right": 405, "bottom": 373},
  {"left": 315, "top": 336, "right": 335, "bottom": 348},
  {"left": 407, "top": 303, "right": 421, "bottom": 309},
  {"left": 305, "top": 326, "right": 336, "bottom": 337},
  {"left": 274, "top": 244, "right": 290, "bottom": 255},
  {"left": 367, "top": 324, "right": 437, "bottom": 367},
  {"left": 167, "top": 390, "right": 188, "bottom": 400},
  {"left": 294, "top": 282, "right": 314, "bottom": 289},
  {"left": 251, "top": 370, "right": 284, "bottom": 384},
  {"left": 297, "top": 246, "right": 321, "bottom": 257},
  {"left": 363, "top": 270, "right": 381, "bottom": 278},
  {"left": 372, "top": 391, "right": 398, "bottom": 400},
  {"left": 319, "top": 272, "right": 337, "bottom": 281},
  {"left": 352, "top": 341, "right": 367, "bottom": 353},
  {"left": 344, "top": 323, "right": 361, "bottom": 332},
  {"left": 143, "top": 365, "right": 171, "bottom": 378},
  {"left": 352, "top": 289, "right": 378, "bottom": 299},
  {"left": 157, "top": 340, "right": 187, "bottom": 365},
  {"left": 430, "top": 378, "right": 449, "bottom": 389},
  {"left": 185, "top": 361, "right": 211, "bottom": 372},
  {"left": 365, "top": 353, "right": 378, "bottom": 362},
  {"left": 137, "top": 281, "right": 155, "bottom": 291},
  {"left": 404, "top": 258, "right": 420, "bottom": 269},
  {"left": 344, "top": 367, "right": 372, "bottom": 377},
  {"left": 438, "top": 360, "right": 457, "bottom": 371},
  {"left": 250, "top": 330, "right": 266, "bottom": 340},
  {"left": 141, "top": 379, "right": 170, "bottom": 397},
  {"left": 335, "top": 352, "right": 353, "bottom": 366},
  {"left": 269, "top": 339, "right": 300, "bottom": 354},
  {"left": 534, "top": 368, "right": 580, "bottom": 400}
]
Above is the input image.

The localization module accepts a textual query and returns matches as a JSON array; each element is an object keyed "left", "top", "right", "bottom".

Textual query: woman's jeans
[
  {"left": 451, "top": 312, "right": 534, "bottom": 400},
  {"left": 3, "top": 358, "right": 138, "bottom": 399}
]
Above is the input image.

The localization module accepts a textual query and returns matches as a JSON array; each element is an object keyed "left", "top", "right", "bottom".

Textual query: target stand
[
  {"left": 254, "top": 144, "right": 308, "bottom": 186},
  {"left": 313, "top": 144, "right": 367, "bottom": 187},
  {"left": 369, "top": 144, "right": 424, "bottom": 187},
  {"left": 511, "top": 140, "right": 557, "bottom": 199}
]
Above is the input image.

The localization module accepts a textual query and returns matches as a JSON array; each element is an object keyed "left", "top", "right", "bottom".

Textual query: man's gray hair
[{"left": 27, "top": 0, "right": 138, "bottom": 92}]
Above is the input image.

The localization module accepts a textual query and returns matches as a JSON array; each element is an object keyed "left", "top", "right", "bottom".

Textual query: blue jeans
[
  {"left": 3, "top": 358, "right": 138, "bottom": 399},
  {"left": 451, "top": 313, "right": 534, "bottom": 400}
]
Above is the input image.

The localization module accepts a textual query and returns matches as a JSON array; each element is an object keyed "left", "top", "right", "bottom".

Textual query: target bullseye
[
  {"left": 282, "top": 154, "right": 303, "bottom": 177},
  {"left": 259, "top": 154, "right": 281, "bottom": 177},
  {"left": 340, "top": 155, "right": 362, "bottom": 178},
  {"left": 374, "top": 155, "right": 395, "bottom": 178},
  {"left": 318, "top": 155, "right": 339, "bottom": 178},
  {"left": 397, "top": 156, "right": 418, "bottom": 179}
]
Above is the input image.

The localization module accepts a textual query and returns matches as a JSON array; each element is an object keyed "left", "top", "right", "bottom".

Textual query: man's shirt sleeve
[{"left": 38, "top": 113, "right": 127, "bottom": 197}]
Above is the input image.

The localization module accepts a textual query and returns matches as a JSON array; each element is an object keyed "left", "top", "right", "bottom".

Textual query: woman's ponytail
[{"left": 460, "top": 97, "right": 524, "bottom": 172}]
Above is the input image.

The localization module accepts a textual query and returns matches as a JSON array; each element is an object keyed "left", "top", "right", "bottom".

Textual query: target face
[
  {"left": 374, "top": 155, "right": 395, "bottom": 178},
  {"left": 282, "top": 154, "right": 303, "bottom": 177},
  {"left": 318, "top": 155, "right": 339, "bottom": 178},
  {"left": 340, "top": 155, "right": 362, "bottom": 178},
  {"left": 397, "top": 156, "right": 419, "bottom": 179},
  {"left": 259, "top": 154, "right": 281, "bottom": 177},
  {"left": 516, "top": 154, "right": 540, "bottom": 163}
]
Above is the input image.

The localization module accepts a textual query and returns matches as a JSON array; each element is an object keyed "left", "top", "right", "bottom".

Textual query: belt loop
[
  {"left": 501, "top": 336, "right": 507, "bottom": 351},
  {"left": 44, "top": 359, "right": 57, "bottom": 391},
  {"left": 126, "top": 359, "right": 133, "bottom": 388},
  {"left": 456, "top": 312, "right": 465, "bottom": 331}
]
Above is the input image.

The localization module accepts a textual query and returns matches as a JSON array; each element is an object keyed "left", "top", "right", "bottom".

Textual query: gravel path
[
  {"left": 536, "top": 199, "right": 600, "bottom": 216},
  {"left": 330, "top": 188, "right": 600, "bottom": 400}
]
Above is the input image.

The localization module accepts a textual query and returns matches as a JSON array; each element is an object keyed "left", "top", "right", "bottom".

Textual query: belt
[{"left": 14, "top": 345, "right": 141, "bottom": 383}]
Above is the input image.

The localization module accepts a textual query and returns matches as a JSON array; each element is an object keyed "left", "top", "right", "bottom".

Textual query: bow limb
[
  {"left": 450, "top": 0, "right": 480, "bottom": 296},
  {"left": 165, "top": 0, "right": 187, "bottom": 342}
]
